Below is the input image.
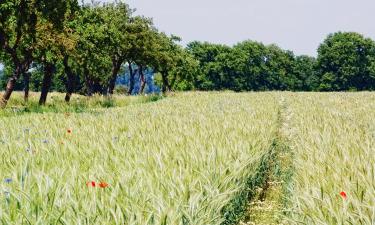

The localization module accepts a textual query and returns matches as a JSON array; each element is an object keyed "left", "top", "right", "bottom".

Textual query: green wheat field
[{"left": 0, "top": 92, "right": 374, "bottom": 225}]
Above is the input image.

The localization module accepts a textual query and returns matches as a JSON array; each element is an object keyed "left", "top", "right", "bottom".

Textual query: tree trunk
[
  {"left": 85, "top": 77, "right": 93, "bottom": 97},
  {"left": 24, "top": 72, "right": 30, "bottom": 102},
  {"left": 0, "top": 35, "right": 32, "bottom": 108},
  {"left": 93, "top": 80, "right": 105, "bottom": 95},
  {"left": 84, "top": 67, "right": 93, "bottom": 97},
  {"left": 0, "top": 65, "right": 22, "bottom": 108},
  {"left": 39, "top": 63, "right": 55, "bottom": 105},
  {"left": 63, "top": 56, "right": 75, "bottom": 102},
  {"left": 161, "top": 71, "right": 170, "bottom": 94},
  {"left": 108, "top": 58, "right": 122, "bottom": 95},
  {"left": 127, "top": 62, "right": 135, "bottom": 95},
  {"left": 139, "top": 65, "right": 146, "bottom": 94}
]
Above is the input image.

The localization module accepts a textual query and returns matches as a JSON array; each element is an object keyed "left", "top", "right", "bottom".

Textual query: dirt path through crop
[{"left": 239, "top": 96, "right": 294, "bottom": 225}]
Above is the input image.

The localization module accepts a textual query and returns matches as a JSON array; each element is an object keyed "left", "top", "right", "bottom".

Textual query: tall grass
[
  {"left": 284, "top": 92, "right": 375, "bottom": 224},
  {"left": 2, "top": 91, "right": 373, "bottom": 224},
  {"left": 0, "top": 92, "right": 278, "bottom": 224},
  {"left": 0, "top": 92, "right": 164, "bottom": 117}
]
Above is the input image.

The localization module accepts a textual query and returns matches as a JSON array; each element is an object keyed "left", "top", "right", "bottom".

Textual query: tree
[
  {"left": 292, "top": 55, "right": 318, "bottom": 91},
  {"left": 124, "top": 16, "right": 157, "bottom": 95},
  {"left": 187, "top": 41, "right": 232, "bottom": 90},
  {"left": 72, "top": 2, "right": 112, "bottom": 96},
  {"left": 263, "top": 44, "right": 295, "bottom": 90},
  {"left": 100, "top": 2, "right": 132, "bottom": 95},
  {"left": 317, "top": 32, "right": 375, "bottom": 91},
  {"left": 169, "top": 50, "right": 199, "bottom": 91},
  {"left": 152, "top": 34, "right": 183, "bottom": 93},
  {"left": 187, "top": 39, "right": 352, "bottom": 92},
  {"left": 232, "top": 41, "right": 269, "bottom": 91},
  {"left": 33, "top": 16, "right": 77, "bottom": 104},
  {"left": 0, "top": 0, "right": 78, "bottom": 107}
]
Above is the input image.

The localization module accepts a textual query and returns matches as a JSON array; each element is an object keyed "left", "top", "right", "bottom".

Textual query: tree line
[
  {"left": 1, "top": 1, "right": 375, "bottom": 108},
  {"left": 0, "top": 0, "right": 190, "bottom": 107},
  {"left": 184, "top": 32, "right": 375, "bottom": 92}
]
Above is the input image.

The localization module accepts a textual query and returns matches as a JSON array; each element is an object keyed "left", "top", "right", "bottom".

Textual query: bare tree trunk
[
  {"left": 85, "top": 78, "right": 93, "bottom": 97},
  {"left": 84, "top": 71, "right": 93, "bottom": 97},
  {"left": 24, "top": 72, "right": 30, "bottom": 102},
  {"left": 63, "top": 56, "right": 75, "bottom": 102},
  {"left": 0, "top": 31, "right": 32, "bottom": 108},
  {"left": 108, "top": 58, "right": 122, "bottom": 95},
  {"left": 0, "top": 65, "right": 22, "bottom": 108},
  {"left": 97, "top": 80, "right": 106, "bottom": 95},
  {"left": 161, "top": 71, "right": 170, "bottom": 94},
  {"left": 39, "top": 63, "right": 55, "bottom": 105},
  {"left": 139, "top": 65, "right": 146, "bottom": 94},
  {"left": 127, "top": 62, "right": 135, "bottom": 95}
]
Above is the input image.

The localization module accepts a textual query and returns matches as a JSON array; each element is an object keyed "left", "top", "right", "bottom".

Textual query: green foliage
[
  {"left": 73, "top": 3, "right": 113, "bottom": 92},
  {"left": 2, "top": 1, "right": 375, "bottom": 109},
  {"left": 187, "top": 41, "right": 232, "bottom": 90},
  {"left": 317, "top": 32, "right": 375, "bottom": 91},
  {"left": 98, "top": 97, "right": 115, "bottom": 108},
  {"left": 187, "top": 41, "right": 301, "bottom": 91},
  {"left": 168, "top": 46, "right": 199, "bottom": 91},
  {"left": 140, "top": 94, "right": 164, "bottom": 103},
  {"left": 292, "top": 55, "right": 318, "bottom": 91},
  {"left": 0, "top": 0, "right": 78, "bottom": 69},
  {"left": 184, "top": 33, "right": 375, "bottom": 92}
]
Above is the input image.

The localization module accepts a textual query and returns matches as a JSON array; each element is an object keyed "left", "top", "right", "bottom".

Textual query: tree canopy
[
  {"left": 317, "top": 32, "right": 375, "bottom": 91},
  {"left": 1, "top": 1, "right": 375, "bottom": 108}
]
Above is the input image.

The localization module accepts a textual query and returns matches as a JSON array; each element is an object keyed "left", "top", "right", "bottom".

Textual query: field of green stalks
[
  {"left": 0, "top": 92, "right": 280, "bottom": 224},
  {"left": 0, "top": 92, "right": 374, "bottom": 225},
  {"left": 283, "top": 93, "right": 375, "bottom": 224}
]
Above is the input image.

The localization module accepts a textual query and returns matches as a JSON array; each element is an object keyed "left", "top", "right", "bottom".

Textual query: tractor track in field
[
  {"left": 240, "top": 96, "right": 294, "bottom": 225},
  {"left": 221, "top": 96, "right": 294, "bottom": 225}
]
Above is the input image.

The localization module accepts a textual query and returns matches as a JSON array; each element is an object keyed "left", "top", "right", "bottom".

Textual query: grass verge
[{"left": 0, "top": 92, "right": 164, "bottom": 117}]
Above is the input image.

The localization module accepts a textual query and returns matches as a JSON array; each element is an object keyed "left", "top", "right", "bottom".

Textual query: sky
[
  {"left": 122, "top": 0, "right": 375, "bottom": 56},
  {"left": 1, "top": 0, "right": 374, "bottom": 71}
]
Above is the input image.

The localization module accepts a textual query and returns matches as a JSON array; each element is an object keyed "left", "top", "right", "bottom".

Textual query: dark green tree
[
  {"left": 292, "top": 55, "right": 318, "bottom": 91},
  {"left": 72, "top": 2, "right": 112, "bottom": 96},
  {"left": 152, "top": 34, "right": 183, "bottom": 93},
  {"left": 0, "top": 0, "right": 78, "bottom": 107},
  {"left": 169, "top": 50, "right": 199, "bottom": 91},
  {"left": 187, "top": 41, "right": 232, "bottom": 90},
  {"left": 124, "top": 16, "right": 158, "bottom": 95},
  {"left": 317, "top": 32, "right": 375, "bottom": 91},
  {"left": 33, "top": 16, "right": 77, "bottom": 104},
  {"left": 100, "top": 2, "right": 132, "bottom": 95}
]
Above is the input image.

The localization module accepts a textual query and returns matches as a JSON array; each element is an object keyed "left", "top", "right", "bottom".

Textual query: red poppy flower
[
  {"left": 99, "top": 182, "right": 109, "bottom": 188},
  {"left": 340, "top": 191, "right": 347, "bottom": 199},
  {"left": 87, "top": 181, "right": 96, "bottom": 187}
]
